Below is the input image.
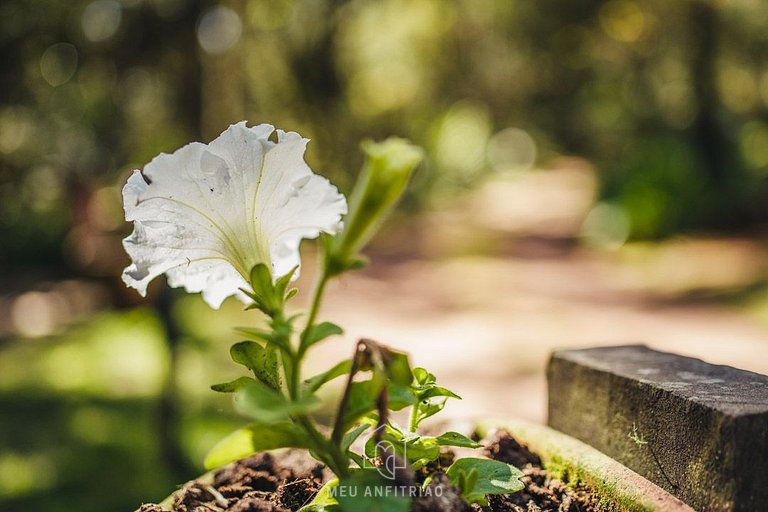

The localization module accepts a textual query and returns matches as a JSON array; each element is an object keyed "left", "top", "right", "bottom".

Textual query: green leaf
[
  {"left": 247, "top": 263, "right": 281, "bottom": 315},
  {"left": 211, "top": 376, "right": 256, "bottom": 393},
  {"left": 412, "top": 367, "right": 434, "bottom": 386},
  {"left": 235, "top": 379, "right": 320, "bottom": 422},
  {"left": 414, "top": 397, "right": 448, "bottom": 426},
  {"left": 304, "top": 360, "right": 353, "bottom": 393},
  {"left": 446, "top": 458, "right": 525, "bottom": 505},
  {"left": 299, "top": 479, "right": 340, "bottom": 512},
  {"left": 204, "top": 421, "right": 310, "bottom": 469},
  {"left": 259, "top": 344, "right": 281, "bottom": 389},
  {"left": 342, "top": 424, "right": 371, "bottom": 452},
  {"left": 234, "top": 327, "right": 272, "bottom": 343},
  {"left": 235, "top": 326, "right": 291, "bottom": 352},
  {"left": 230, "top": 341, "right": 281, "bottom": 389},
  {"left": 348, "top": 451, "right": 366, "bottom": 469},
  {"left": 388, "top": 384, "right": 418, "bottom": 410},
  {"left": 343, "top": 381, "right": 417, "bottom": 429},
  {"left": 363, "top": 428, "right": 442, "bottom": 470},
  {"left": 435, "top": 432, "right": 481, "bottom": 449},
  {"left": 343, "top": 380, "right": 382, "bottom": 428},
  {"left": 420, "top": 386, "right": 461, "bottom": 400},
  {"left": 336, "top": 470, "right": 411, "bottom": 512},
  {"left": 274, "top": 265, "right": 299, "bottom": 298},
  {"left": 363, "top": 424, "right": 404, "bottom": 459},
  {"left": 383, "top": 351, "right": 413, "bottom": 387},
  {"left": 301, "top": 321, "right": 344, "bottom": 352},
  {"left": 400, "top": 435, "right": 440, "bottom": 470}
]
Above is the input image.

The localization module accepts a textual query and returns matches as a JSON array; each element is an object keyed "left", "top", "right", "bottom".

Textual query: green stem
[
  {"left": 283, "top": 251, "right": 350, "bottom": 477},
  {"left": 296, "top": 415, "right": 350, "bottom": 478},
  {"left": 298, "top": 267, "right": 329, "bottom": 357},
  {"left": 292, "top": 255, "right": 330, "bottom": 397},
  {"left": 408, "top": 402, "right": 420, "bottom": 433}
]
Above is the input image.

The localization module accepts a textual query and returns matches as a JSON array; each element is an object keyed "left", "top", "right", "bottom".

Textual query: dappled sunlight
[{"left": 0, "top": 309, "right": 168, "bottom": 397}]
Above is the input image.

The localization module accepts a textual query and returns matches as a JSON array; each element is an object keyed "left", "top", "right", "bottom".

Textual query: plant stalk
[{"left": 408, "top": 403, "right": 419, "bottom": 433}]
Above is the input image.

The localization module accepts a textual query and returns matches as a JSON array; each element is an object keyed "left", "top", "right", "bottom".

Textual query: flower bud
[{"left": 327, "top": 138, "right": 423, "bottom": 275}]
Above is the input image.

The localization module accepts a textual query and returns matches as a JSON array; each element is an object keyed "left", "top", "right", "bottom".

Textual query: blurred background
[{"left": 2, "top": 0, "right": 768, "bottom": 510}]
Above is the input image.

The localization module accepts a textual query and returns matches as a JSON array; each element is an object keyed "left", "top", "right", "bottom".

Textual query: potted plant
[{"left": 124, "top": 123, "right": 690, "bottom": 512}]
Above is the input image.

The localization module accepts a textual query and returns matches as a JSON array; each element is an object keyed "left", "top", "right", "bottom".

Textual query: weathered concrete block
[{"left": 547, "top": 345, "right": 768, "bottom": 512}]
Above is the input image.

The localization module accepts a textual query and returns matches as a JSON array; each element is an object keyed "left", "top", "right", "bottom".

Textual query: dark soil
[{"left": 135, "top": 430, "right": 603, "bottom": 512}]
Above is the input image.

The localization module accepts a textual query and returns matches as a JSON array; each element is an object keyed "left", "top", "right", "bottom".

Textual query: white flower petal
[{"left": 121, "top": 122, "right": 347, "bottom": 308}]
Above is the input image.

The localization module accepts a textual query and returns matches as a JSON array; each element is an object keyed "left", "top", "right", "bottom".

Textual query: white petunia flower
[{"left": 121, "top": 122, "right": 348, "bottom": 309}]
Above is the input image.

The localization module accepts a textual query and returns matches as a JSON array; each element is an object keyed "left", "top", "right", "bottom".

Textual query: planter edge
[{"left": 474, "top": 418, "right": 695, "bottom": 512}]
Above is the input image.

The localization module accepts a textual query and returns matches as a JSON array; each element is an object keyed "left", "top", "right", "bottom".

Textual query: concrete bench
[{"left": 547, "top": 345, "right": 768, "bottom": 512}]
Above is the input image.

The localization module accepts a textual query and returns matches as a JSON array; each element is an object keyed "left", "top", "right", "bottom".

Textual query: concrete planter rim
[
  {"left": 155, "top": 417, "right": 693, "bottom": 512},
  {"left": 474, "top": 417, "right": 694, "bottom": 512}
]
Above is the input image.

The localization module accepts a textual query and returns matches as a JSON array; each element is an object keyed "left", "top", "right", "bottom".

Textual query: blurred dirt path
[{"left": 302, "top": 166, "right": 768, "bottom": 424}]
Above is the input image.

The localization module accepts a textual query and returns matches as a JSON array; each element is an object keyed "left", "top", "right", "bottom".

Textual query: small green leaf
[
  {"left": 234, "top": 327, "right": 272, "bottom": 342},
  {"left": 343, "top": 380, "right": 382, "bottom": 428},
  {"left": 446, "top": 458, "right": 524, "bottom": 505},
  {"left": 259, "top": 344, "right": 281, "bottom": 389},
  {"left": 363, "top": 424, "right": 404, "bottom": 459},
  {"left": 402, "top": 435, "right": 440, "bottom": 469},
  {"left": 229, "top": 341, "right": 281, "bottom": 389},
  {"left": 348, "top": 451, "right": 365, "bottom": 469},
  {"left": 235, "top": 379, "right": 321, "bottom": 422},
  {"left": 235, "top": 327, "right": 291, "bottom": 351},
  {"left": 412, "top": 367, "right": 434, "bottom": 386},
  {"left": 336, "top": 470, "right": 411, "bottom": 512},
  {"left": 388, "top": 384, "right": 418, "bottom": 410},
  {"left": 204, "top": 421, "right": 310, "bottom": 469},
  {"left": 211, "top": 376, "right": 256, "bottom": 393},
  {"left": 420, "top": 386, "right": 461, "bottom": 400},
  {"left": 343, "top": 381, "right": 417, "bottom": 429},
  {"left": 301, "top": 321, "right": 344, "bottom": 352},
  {"left": 304, "top": 360, "right": 353, "bottom": 393},
  {"left": 382, "top": 350, "right": 413, "bottom": 386},
  {"left": 274, "top": 265, "right": 299, "bottom": 297},
  {"left": 434, "top": 432, "right": 481, "bottom": 449},
  {"left": 231, "top": 340, "right": 264, "bottom": 368},
  {"left": 299, "top": 479, "right": 340, "bottom": 512},
  {"left": 364, "top": 428, "right": 442, "bottom": 470},
  {"left": 247, "top": 263, "right": 281, "bottom": 315},
  {"left": 414, "top": 397, "right": 448, "bottom": 426},
  {"left": 342, "top": 423, "right": 371, "bottom": 452}
]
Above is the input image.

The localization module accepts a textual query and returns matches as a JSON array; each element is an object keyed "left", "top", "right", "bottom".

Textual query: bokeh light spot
[
  {"left": 433, "top": 101, "right": 492, "bottom": 180},
  {"left": 81, "top": 0, "right": 122, "bottom": 42},
  {"left": 582, "top": 202, "right": 630, "bottom": 250},
  {"left": 739, "top": 121, "right": 768, "bottom": 174},
  {"left": 486, "top": 128, "right": 537, "bottom": 174},
  {"left": 40, "top": 43, "right": 78, "bottom": 87},
  {"left": 718, "top": 64, "right": 758, "bottom": 113},
  {"left": 0, "top": 107, "right": 33, "bottom": 154},
  {"left": 599, "top": 0, "right": 645, "bottom": 43},
  {"left": 10, "top": 291, "right": 66, "bottom": 338},
  {"left": 197, "top": 6, "right": 242, "bottom": 55},
  {"left": 0, "top": 453, "right": 57, "bottom": 499}
]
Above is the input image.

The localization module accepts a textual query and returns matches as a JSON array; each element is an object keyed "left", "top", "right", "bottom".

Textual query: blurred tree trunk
[
  {"left": 686, "top": 0, "right": 746, "bottom": 227},
  {"left": 156, "top": 287, "right": 196, "bottom": 478},
  {"left": 688, "top": 0, "right": 726, "bottom": 183}
]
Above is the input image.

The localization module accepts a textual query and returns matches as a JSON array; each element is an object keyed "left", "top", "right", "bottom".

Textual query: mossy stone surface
[{"left": 547, "top": 345, "right": 768, "bottom": 512}]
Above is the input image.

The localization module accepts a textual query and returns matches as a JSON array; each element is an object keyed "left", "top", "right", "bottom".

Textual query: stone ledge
[{"left": 547, "top": 345, "right": 768, "bottom": 512}]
